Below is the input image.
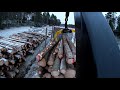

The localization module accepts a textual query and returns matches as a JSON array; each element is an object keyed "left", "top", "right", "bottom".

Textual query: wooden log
[
  {"left": 51, "top": 54, "right": 60, "bottom": 77},
  {"left": 9, "top": 65, "right": 14, "bottom": 70},
  {"left": 63, "top": 35, "right": 74, "bottom": 64},
  {"left": 36, "top": 39, "right": 56, "bottom": 61},
  {"left": 60, "top": 57, "right": 66, "bottom": 74},
  {"left": 43, "top": 73, "right": 51, "bottom": 78},
  {"left": 66, "top": 35, "right": 76, "bottom": 62},
  {"left": 59, "top": 74, "right": 64, "bottom": 78},
  {"left": 37, "top": 51, "right": 50, "bottom": 67},
  {"left": 54, "top": 76, "right": 59, "bottom": 78},
  {"left": 0, "top": 70, "right": 4, "bottom": 76},
  {"left": 13, "top": 67, "right": 19, "bottom": 73},
  {"left": 38, "top": 58, "right": 46, "bottom": 67},
  {"left": 58, "top": 39, "right": 63, "bottom": 59},
  {"left": 48, "top": 66, "right": 52, "bottom": 73},
  {"left": 1, "top": 38, "right": 26, "bottom": 46},
  {"left": 45, "top": 66, "right": 49, "bottom": 70},
  {"left": 54, "top": 42, "right": 60, "bottom": 54},
  {"left": 0, "top": 58, "right": 9, "bottom": 66},
  {"left": 9, "top": 60, "right": 15, "bottom": 65},
  {"left": 64, "top": 64, "right": 76, "bottom": 78},
  {"left": 38, "top": 67, "right": 43, "bottom": 75},
  {"left": 5, "top": 71, "right": 16, "bottom": 78},
  {"left": 0, "top": 59, "right": 4, "bottom": 66},
  {"left": 0, "top": 76, "right": 6, "bottom": 78},
  {"left": 47, "top": 52, "right": 56, "bottom": 66}
]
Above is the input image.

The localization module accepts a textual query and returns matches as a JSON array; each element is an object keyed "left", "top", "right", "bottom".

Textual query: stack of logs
[
  {"left": 0, "top": 32, "right": 47, "bottom": 78},
  {"left": 36, "top": 34, "right": 76, "bottom": 78}
]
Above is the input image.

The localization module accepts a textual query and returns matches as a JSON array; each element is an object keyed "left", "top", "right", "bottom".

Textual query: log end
[
  {"left": 39, "top": 59, "right": 46, "bottom": 67},
  {"left": 67, "top": 58, "right": 75, "bottom": 64},
  {"left": 64, "top": 69, "right": 76, "bottom": 78},
  {"left": 60, "top": 69, "right": 66, "bottom": 75},
  {"left": 0, "top": 60, "right": 4, "bottom": 66},
  {"left": 47, "top": 61, "right": 54, "bottom": 66},
  {"left": 51, "top": 71, "right": 60, "bottom": 77},
  {"left": 58, "top": 55, "right": 63, "bottom": 59}
]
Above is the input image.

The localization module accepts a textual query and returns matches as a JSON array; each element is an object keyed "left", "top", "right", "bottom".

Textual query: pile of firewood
[
  {"left": 0, "top": 32, "right": 47, "bottom": 78},
  {"left": 36, "top": 34, "right": 76, "bottom": 78}
]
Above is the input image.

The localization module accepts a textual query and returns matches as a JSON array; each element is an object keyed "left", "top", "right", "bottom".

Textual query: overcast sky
[
  {"left": 49, "top": 12, "right": 74, "bottom": 24},
  {"left": 49, "top": 12, "right": 120, "bottom": 25}
]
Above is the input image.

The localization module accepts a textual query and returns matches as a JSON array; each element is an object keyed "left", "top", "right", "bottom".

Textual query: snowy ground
[{"left": 0, "top": 26, "right": 53, "bottom": 38}]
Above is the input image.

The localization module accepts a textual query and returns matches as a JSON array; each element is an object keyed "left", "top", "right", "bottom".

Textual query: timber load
[
  {"left": 36, "top": 34, "right": 76, "bottom": 78},
  {"left": 0, "top": 31, "right": 47, "bottom": 78}
]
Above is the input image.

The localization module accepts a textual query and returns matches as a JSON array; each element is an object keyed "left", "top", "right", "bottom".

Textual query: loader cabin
[{"left": 74, "top": 12, "right": 120, "bottom": 78}]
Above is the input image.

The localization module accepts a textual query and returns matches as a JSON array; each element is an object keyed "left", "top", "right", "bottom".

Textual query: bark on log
[
  {"left": 48, "top": 66, "right": 52, "bottom": 73},
  {"left": 38, "top": 67, "right": 43, "bottom": 75},
  {"left": 63, "top": 35, "right": 74, "bottom": 64},
  {"left": 60, "top": 57, "right": 66, "bottom": 74},
  {"left": 43, "top": 73, "right": 51, "bottom": 78},
  {"left": 54, "top": 42, "right": 60, "bottom": 54},
  {"left": 47, "top": 52, "right": 56, "bottom": 66},
  {"left": 51, "top": 54, "right": 60, "bottom": 77},
  {"left": 36, "top": 39, "right": 56, "bottom": 61},
  {"left": 66, "top": 36, "right": 76, "bottom": 62},
  {"left": 0, "top": 59, "right": 4, "bottom": 66},
  {"left": 0, "top": 58, "right": 9, "bottom": 66},
  {"left": 59, "top": 74, "right": 64, "bottom": 78},
  {"left": 38, "top": 58, "right": 46, "bottom": 67},
  {"left": 58, "top": 39, "right": 63, "bottom": 59},
  {"left": 5, "top": 71, "right": 16, "bottom": 78},
  {"left": 64, "top": 64, "right": 76, "bottom": 78}
]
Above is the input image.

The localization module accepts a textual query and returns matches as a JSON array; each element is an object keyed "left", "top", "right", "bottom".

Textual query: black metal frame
[{"left": 74, "top": 12, "right": 120, "bottom": 78}]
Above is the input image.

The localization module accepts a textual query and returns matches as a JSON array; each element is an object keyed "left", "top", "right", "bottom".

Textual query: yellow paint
[{"left": 54, "top": 29, "right": 75, "bottom": 41}]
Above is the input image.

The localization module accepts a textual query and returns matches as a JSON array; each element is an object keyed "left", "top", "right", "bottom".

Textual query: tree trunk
[
  {"left": 51, "top": 54, "right": 60, "bottom": 77},
  {"left": 66, "top": 36, "right": 76, "bottom": 62},
  {"left": 43, "top": 73, "right": 51, "bottom": 78},
  {"left": 58, "top": 39, "right": 63, "bottom": 59},
  {"left": 63, "top": 35, "right": 74, "bottom": 64},
  {"left": 48, "top": 66, "right": 52, "bottom": 73},
  {"left": 36, "top": 39, "right": 57, "bottom": 61},
  {"left": 64, "top": 64, "right": 76, "bottom": 78},
  {"left": 38, "top": 58, "right": 46, "bottom": 67},
  {"left": 60, "top": 57, "right": 66, "bottom": 74}
]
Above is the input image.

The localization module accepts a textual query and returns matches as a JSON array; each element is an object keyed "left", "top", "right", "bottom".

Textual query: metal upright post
[{"left": 45, "top": 27, "right": 47, "bottom": 47}]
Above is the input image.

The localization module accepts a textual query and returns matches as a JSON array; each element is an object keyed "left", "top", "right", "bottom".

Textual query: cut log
[
  {"left": 45, "top": 66, "right": 49, "bottom": 70},
  {"left": 37, "top": 51, "right": 50, "bottom": 67},
  {"left": 47, "top": 53, "right": 56, "bottom": 66},
  {"left": 36, "top": 39, "right": 57, "bottom": 61},
  {"left": 9, "top": 60, "right": 15, "bottom": 65},
  {"left": 63, "top": 35, "right": 74, "bottom": 64},
  {"left": 54, "top": 76, "right": 59, "bottom": 78},
  {"left": 9, "top": 65, "right": 14, "bottom": 70},
  {"left": 43, "top": 73, "right": 51, "bottom": 78},
  {"left": 0, "top": 59, "right": 4, "bottom": 66},
  {"left": 0, "top": 70, "right": 4, "bottom": 76},
  {"left": 64, "top": 64, "right": 76, "bottom": 78},
  {"left": 54, "top": 42, "right": 60, "bottom": 54},
  {"left": 38, "top": 58, "right": 46, "bottom": 67},
  {"left": 5, "top": 71, "right": 16, "bottom": 78},
  {"left": 58, "top": 39, "right": 63, "bottom": 59},
  {"left": 48, "top": 66, "right": 52, "bottom": 73},
  {"left": 59, "top": 74, "right": 64, "bottom": 78},
  {"left": 51, "top": 54, "right": 60, "bottom": 77},
  {"left": 60, "top": 57, "right": 66, "bottom": 74},
  {"left": 38, "top": 67, "right": 43, "bottom": 75},
  {"left": 1, "top": 58, "right": 9, "bottom": 66},
  {"left": 66, "top": 35, "right": 76, "bottom": 62}
]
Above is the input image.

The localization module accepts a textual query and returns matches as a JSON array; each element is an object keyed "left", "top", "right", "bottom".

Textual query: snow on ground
[
  {"left": 0, "top": 26, "right": 31, "bottom": 38},
  {"left": 0, "top": 26, "right": 53, "bottom": 38}
]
